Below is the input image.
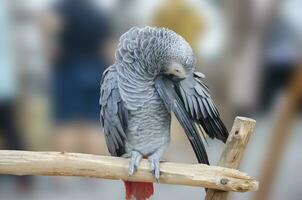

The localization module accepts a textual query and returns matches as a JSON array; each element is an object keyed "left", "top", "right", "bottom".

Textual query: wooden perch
[
  {"left": 205, "top": 116, "right": 256, "bottom": 200},
  {"left": 0, "top": 150, "right": 258, "bottom": 192},
  {"left": 0, "top": 116, "right": 257, "bottom": 198}
]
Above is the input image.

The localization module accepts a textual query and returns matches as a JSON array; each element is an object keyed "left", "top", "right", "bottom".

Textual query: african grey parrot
[{"left": 100, "top": 26, "right": 228, "bottom": 200}]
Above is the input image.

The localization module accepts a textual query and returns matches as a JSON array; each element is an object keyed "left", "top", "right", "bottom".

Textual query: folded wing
[{"left": 100, "top": 65, "right": 128, "bottom": 157}]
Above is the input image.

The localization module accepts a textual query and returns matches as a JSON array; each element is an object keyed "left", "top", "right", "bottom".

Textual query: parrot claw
[
  {"left": 128, "top": 150, "right": 143, "bottom": 176},
  {"left": 152, "top": 170, "right": 159, "bottom": 182},
  {"left": 148, "top": 153, "right": 161, "bottom": 181}
]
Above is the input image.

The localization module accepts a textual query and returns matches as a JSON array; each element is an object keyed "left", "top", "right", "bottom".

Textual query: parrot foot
[
  {"left": 128, "top": 150, "right": 143, "bottom": 176},
  {"left": 148, "top": 153, "right": 161, "bottom": 181}
]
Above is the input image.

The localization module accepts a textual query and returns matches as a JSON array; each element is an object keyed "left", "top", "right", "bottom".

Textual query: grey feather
[
  {"left": 100, "top": 26, "right": 228, "bottom": 167},
  {"left": 155, "top": 76, "right": 209, "bottom": 164},
  {"left": 177, "top": 75, "right": 229, "bottom": 142},
  {"left": 100, "top": 65, "right": 128, "bottom": 156}
]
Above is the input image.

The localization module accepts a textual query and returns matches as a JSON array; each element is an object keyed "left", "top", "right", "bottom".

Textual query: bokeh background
[{"left": 0, "top": 0, "right": 301, "bottom": 200}]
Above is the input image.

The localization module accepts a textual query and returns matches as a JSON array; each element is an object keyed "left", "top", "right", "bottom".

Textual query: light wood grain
[
  {"left": 0, "top": 150, "right": 258, "bottom": 192},
  {"left": 205, "top": 116, "right": 256, "bottom": 200}
]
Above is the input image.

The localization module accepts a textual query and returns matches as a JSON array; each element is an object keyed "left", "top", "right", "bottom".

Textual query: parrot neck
[
  {"left": 116, "top": 62, "right": 158, "bottom": 110},
  {"left": 117, "top": 61, "right": 160, "bottom": 83}
]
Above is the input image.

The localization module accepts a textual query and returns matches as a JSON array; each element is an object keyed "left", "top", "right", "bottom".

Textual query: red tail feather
[{"left": 123, "top": 181, "right": 154, "bottom": 200}]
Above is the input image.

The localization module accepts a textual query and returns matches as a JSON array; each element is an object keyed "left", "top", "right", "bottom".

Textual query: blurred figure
[
  {"left": 260, "top": 17, "right": 301, "bottom": 111},
  {"left": 0, "top": 0, "right": 23, "bottom": 155},
  {"left": 47, "top": 0, "right": 112, "bottom": 154},
  {"left": 0, "top": 0, "right": 31, "bottom": 193}
]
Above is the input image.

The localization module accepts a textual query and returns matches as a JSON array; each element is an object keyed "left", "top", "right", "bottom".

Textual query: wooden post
[{"left": 205, "top": 116, "right": 256, "bottom": 200}]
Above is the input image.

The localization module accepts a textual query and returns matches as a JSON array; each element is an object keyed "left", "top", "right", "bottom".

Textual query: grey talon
[
  {"left": 148, "top": 153, "right": 161, "bottom": 180},
  {"left": 128, "top": 150, "right": 142, "bottom": 176}
]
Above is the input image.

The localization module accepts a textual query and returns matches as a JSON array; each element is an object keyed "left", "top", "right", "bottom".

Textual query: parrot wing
[
  {"left": 100, "top": 65, "right": 128, "bottom": 157},
  {"left": 155, "top": 73, "right": 228, "bottom": 164},
  {"left": 178, "top": 72, "right": 229, "bottom": 142}
]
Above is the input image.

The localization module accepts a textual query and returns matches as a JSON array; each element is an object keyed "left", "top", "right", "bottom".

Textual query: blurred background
[{"left": 0, "top": 0, "right": 301, "bottom": 199}]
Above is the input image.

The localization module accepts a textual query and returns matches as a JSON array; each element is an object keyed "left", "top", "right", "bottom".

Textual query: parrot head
[
  {"left": 158, "top": 31, "right": 196, "bottom": 82},
  {"left": 115, "top": 27, "right": 197, "bottom": 81},
  {"left": 161, "top": 60, "right": 194, "bottom": 81}
]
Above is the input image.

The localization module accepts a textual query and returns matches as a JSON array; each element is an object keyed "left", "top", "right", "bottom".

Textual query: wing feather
[
  {"left": 178, "top": 73, "right": 229, "bottom": 142},
  {"left": 155, "top": 77, "right": 209, "bottom": 164},
  {"left": 155, "top": 72, "right": 229, "bottom": 164},
  {"left": 100, "top": 65, "right": 128, "bottom": 156}
]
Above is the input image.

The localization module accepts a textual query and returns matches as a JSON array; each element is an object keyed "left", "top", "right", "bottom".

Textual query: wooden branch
[
  {"left": 0, "top": 150, "right": 258, "bottom": 192},
  {"left": 205, "top": 116, "right": 256, "bottom": 200}
]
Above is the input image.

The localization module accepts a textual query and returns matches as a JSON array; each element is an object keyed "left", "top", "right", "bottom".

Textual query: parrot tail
[{"left": 123, "top": 181, "right": 154, "bottom": 200}]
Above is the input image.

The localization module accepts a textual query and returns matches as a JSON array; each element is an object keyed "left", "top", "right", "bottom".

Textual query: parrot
[{"left": 99, "top": 26, "right": 228, "bottom": 200}]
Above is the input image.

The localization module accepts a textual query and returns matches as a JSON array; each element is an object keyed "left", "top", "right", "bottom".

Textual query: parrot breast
[{"left": 125, "top": 95, "right": 171, "bottom": 156}]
